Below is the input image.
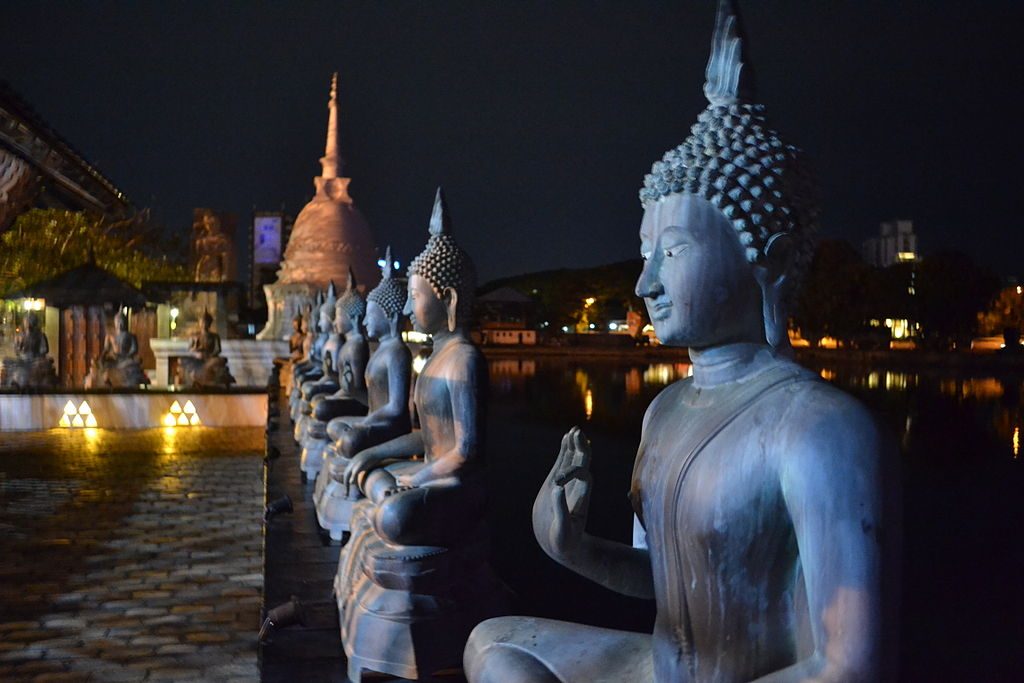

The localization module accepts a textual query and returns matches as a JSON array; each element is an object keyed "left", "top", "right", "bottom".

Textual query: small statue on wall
[
  {"left": 84, "top": 311, "right": 149, "bottom": 388},
  {"left": 0, "top": 311, "right": 57, "bottom": 389},
  {"left": 175, "top": 309, "right": 235, "bottom": 389}
]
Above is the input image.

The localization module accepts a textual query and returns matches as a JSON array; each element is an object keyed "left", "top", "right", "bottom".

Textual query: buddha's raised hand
[{"left": 533, "top": 426, "right": 593, "bottom": 564}]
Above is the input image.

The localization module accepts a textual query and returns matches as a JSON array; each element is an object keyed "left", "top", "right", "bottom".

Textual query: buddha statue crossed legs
[
  {"left": 0, "top": 311, "right": 57, "bottom": 389},
  {"left": 465, "top": 3, "right": 899, "bottom": 681},
  {"left": 176, "top": 309, "right": 235, "bottom": 389},
  {"left": 335, "top": 189, "right": 506, "bottom": 682},
  {"left": 85, "top": 311, "right": 149, "bottom": 389},
  {"left": 314, "top": 247, "right": 413, "bottom": 540}
]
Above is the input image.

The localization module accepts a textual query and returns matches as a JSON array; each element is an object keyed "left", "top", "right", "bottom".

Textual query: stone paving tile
[{"left": 0, "top": 427, "right": 265, "bottom": 681}]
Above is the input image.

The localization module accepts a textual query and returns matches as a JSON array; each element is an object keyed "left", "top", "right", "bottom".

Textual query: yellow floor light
[
  {"left": 162, "top": 399, "right": 202, "bottom": 428},
  {"left": 59, "top": 400, "right": 99, "bottom": 429}
]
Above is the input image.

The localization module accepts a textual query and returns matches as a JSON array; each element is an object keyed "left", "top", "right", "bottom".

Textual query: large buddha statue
[
  {"left": 297, "top": 269, "right": 371, "bottom": 478},
  {"left": 465, "top": 3, "right": 900, "bottom": 682},
  {"left": 334, "top": 189, "right": 507, "bottom": 682},
  {"left": 0, "top": 311, "right": 57, "bottom": 388},
  {"left": 84, "top": 311, "right": 149, "bottom": 389},
  {"left": 175, "top": 310, "right": 235, "bottom": 388},
  {"left": 313, "top": 246, "right": 413, "bottom": 540}
]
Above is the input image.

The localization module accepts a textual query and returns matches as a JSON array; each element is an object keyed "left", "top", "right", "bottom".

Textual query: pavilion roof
[{"left": 6, "top": 262, "right": 147, "bottom": 307}]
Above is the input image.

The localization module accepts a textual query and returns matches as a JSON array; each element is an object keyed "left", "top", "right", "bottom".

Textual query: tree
[
  {"left": 978, "top": 286, "right": 1024, "bottom": 337},
  {"left": 913, "top": 250, "right": 1001, "bottom": 349},
  {"left": 0, "top": 209, "right": 187, "bottom": 295},
  {"left": 793, "top": 239, "right": 873, "bottom": 343}
]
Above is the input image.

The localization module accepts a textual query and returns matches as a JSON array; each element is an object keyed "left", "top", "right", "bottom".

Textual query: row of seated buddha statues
[
  {"left": 0, "top": 311, "right": 57, "bottom": 388},
  {"left": 284, "top": 3, "right": 899, "bottom": 680},
  {"left": 313, "top": 246, "right": 412, "bottom": 540},
  {"left": 288, "top": 282, "right": 337, "bottom": 422},
  {"left": 296, "top": 270, "right": 372, "bottom": 479},
  {"left": 286, "top": 189, "right": 509, "bottom": 682}
]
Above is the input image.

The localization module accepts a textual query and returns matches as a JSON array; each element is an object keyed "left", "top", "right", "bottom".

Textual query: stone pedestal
[
  {"left": 151, "top": 339, "right": 286, "bottom": 388},
  {"left": 336, "top": 491, "right": 508, "bottom": 682}
]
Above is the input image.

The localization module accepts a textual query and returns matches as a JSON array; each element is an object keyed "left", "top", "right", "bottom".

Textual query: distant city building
[
  {"left": 863, "top": 219, "right": 917, "bottom": 267},
  {"left": 0, "top": 81, "right": 132, "bottom": 231},
  {"left": 190, "top": 208, "right": 237, "bottom": 283}
]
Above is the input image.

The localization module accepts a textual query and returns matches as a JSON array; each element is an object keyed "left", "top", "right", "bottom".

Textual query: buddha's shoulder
[{"left": 766, "top": 373, "right": 890, "bottom": 462}]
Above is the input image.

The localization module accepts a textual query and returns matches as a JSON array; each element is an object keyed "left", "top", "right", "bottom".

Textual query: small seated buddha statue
[
  {"left": 298, "top": 268, "right": 371, "bottom": 479},
  {"left": 313, "top": 246, "right": 413, "bottom": 540},
  {"left": 288, "top": 312, "right": 306, "bottom": 363},
  {"left": 334, "top": 189, "right": 507, "bottom": 682},
  {"left": 0, "top": 311, "right": 57, "bottom": 389},
  {"left": 84, "top": 311, "right": 149, "bottom": 388},
  {"left": 464, "top": 3, "right": 900, "bottom": 682},
  {"left": 175, "top": 309, "right": 235, "bottom": 388}
]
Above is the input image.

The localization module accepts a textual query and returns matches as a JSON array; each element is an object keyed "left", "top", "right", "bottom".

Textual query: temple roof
[
  {"left": 0, "top": 81, "right": 133, "bottom": 219},
  {"left": 6, "top": 261, "right": 146, "bottom": 307}
]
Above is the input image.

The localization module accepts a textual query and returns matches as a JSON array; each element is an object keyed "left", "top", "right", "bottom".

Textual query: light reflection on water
[{"left": 488, "top": 357, "right": 1024, "bottom": 462}]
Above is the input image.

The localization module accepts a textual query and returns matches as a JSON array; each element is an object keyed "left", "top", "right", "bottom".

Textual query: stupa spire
[
  {"left": 321, "top": 72, "right": 340, "bottom": 179},
  {"left": 704, "top": 0, "right": 756, "bottom": 107}
]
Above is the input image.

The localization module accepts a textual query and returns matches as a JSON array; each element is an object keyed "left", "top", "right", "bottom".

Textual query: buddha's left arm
[
  {"left": 408, "top": 352, "right": 481, "bottom": 486},
  {"left": 754, "top": 398, "right": 895, "bottom": 683}
]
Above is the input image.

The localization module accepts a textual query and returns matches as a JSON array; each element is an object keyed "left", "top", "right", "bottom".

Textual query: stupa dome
[{"left": 277, "top": 177, "right": 379, "bottom": 290}]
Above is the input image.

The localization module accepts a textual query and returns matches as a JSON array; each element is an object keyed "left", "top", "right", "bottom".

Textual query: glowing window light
[
  {"left": 78, "top": 401, "right": 92, "bottom": 416},
  {"left": 64, "top": 400, "right": 77, "bottom": 416},
  {"left": 59, "top": 414, "right": 71, "bottom": 428},
  {"left": 182, "top": 400, "right": 196, "bottom": 415},
  {"left": 169, "top": 400, "right": 182, "bottom": 414},
  {"left": 22, "top": 298, "right": 45, "bottom": 311},
  {"left": 190, "top": 414, "right": 201, "bottom": 426},
  {"left": 177, "top": 413, "right": 189, "bottom": 426},
  {"left": 85, "top": 414, "right": 97, "bottom": 427},
  {"left": 584, "top": 389, "right": 594, "bottom": 419},
  {"left": 162, "top": 413, "right": 177, "bottom": 427},
  {"left": 72, "top": 414, "right": 84, "bottom": 427},
  {"left": 1014, "top": 426, "right": 1020, "bottom": 458},
  {"left": 412, "top": 355, "right": 427, "bottom": 375}
]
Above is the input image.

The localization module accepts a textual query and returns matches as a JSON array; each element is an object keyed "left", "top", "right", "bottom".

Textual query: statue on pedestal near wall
[
  {"left": 0, "top": 311, "right": 57, "bottom": 388},
  {"left": 84, "top": 311, "right": 149, "bottom": 388}
]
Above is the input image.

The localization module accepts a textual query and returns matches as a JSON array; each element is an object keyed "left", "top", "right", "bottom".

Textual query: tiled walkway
[{"left": 0, "top": 428, "right": 265, "bottom": 682}]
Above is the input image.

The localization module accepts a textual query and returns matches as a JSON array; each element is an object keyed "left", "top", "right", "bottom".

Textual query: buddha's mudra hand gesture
[{"left": 533, "top": 426, "right": 592, "bottom": 563}]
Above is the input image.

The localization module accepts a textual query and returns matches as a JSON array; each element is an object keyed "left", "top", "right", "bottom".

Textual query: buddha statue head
[
  {"left": 636, "top": 0, "right": 818, "bottom": 352},
  {"left": 405, "top": 188, "right": 476, "bottom": 335},
  {"left": 335, "top": 267, "right": 366, "bottom": 336},
  {"left": 366, "top": 246, "right": 407, "bottom": 340},
  {"left": 201, "top": 308, "right": 213, "bottom": 329},
  {"left": 318, "top": 281, "right": 338, "bottom": 335},
  {"left": 113, "top": 311, "right": 128, "bottom": 333}
]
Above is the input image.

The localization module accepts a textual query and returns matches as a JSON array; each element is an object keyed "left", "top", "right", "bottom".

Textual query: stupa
[{"left": 258, "top": 74, "right": 379, "bottom": 340}]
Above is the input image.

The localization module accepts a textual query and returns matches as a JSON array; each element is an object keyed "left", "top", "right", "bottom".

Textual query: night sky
[{"left": 2, "top": 1, "right": 1021, "bottom": 283}]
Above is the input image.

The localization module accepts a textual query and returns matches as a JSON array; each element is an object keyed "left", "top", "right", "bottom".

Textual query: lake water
[{"left": 482, "top": 356, "right": 1023, "bottom": 681}]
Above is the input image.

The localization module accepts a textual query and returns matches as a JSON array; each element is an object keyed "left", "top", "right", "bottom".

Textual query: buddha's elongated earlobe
[{"left": 445, "top": 288, "right": 459, "bottom": 332}]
